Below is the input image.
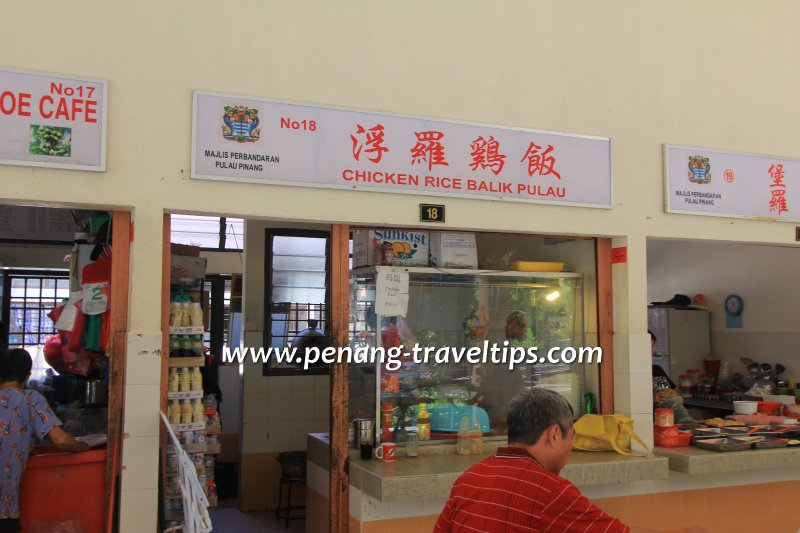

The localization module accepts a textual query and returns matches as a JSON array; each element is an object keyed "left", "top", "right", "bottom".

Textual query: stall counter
[
  {"left": 654, "top": 444, "right": 800, "bottom": 475},
  {"left": 307, "top": 433, "right": 800, "bottom": 533},
  {"left": 306, "top": 432, "right": 668, "bottom": 532},
  {"left": 20, "top": 445, "right": 106, "bottom": 533}
]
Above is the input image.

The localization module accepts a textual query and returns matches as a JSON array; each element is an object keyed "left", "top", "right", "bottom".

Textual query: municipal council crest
[
  {"left": 222, "top": 105, "right": 261, "bottom": 143},
  {"left": 687, "top": 155, "right": 711, "bottom": 184}
]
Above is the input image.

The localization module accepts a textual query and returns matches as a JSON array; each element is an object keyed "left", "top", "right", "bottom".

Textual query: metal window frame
[
  {"left": 263, "top": 229, "right": 331, "bottom": 376},
  {"left": 3, "top": 268, "right": 70, "bottom": 348}
]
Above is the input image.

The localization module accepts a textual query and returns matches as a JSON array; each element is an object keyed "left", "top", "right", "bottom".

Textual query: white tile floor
[{"left": 210, "top": 500, "right": 305, "bottom": 533}]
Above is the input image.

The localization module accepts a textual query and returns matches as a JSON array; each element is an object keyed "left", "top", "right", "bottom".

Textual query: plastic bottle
[
  {"left": 180, "top": 399, "right": 193, "bottom": 424},
  {"left": 456, "top": 411, "right": 484, "bottom": 455},
  {"left": 169, "top": 335, "right": 181, "bottom": 357},
  {"left": 380, "top": 402, "right": 394, "bottom": 442},
  {"left": 180, "top": 335, "right": 191, "bottom": 357},
  {"left": 169, "top": 368, "right": 180, "bottom": 393},
  {"left": 192, "top": 398, "right": 205, "bottom": 423},
  {"left": 679, "top": 374, "right": 693, "bottom": 398},
  {"left": 191, "top": 367, "right": 203, "bottom": 391},
  {"left": 181, "top": 302, "right": 192, "bottom": 327},
  {"left": 168, "top": 400, "right": 181, "bottom": 425},
  {"left": 179, "top": 368, "right": 192, "bottom": 392},
  {"left": 191, "top": 335, "right": 204, "bottom": 357},
  {"left": 190, "top": 302, "right": 204, "bottom": 328},
  {"left": 417, "top": 403, "right": 431, "bottom": 441},
  {"left": 169, "top": 302, "right": 182, "bottom": 327}
]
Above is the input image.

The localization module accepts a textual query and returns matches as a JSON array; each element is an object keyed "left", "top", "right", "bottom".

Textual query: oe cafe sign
[{"left": 0, "top": 66, "right": 107, "bottom": 171}]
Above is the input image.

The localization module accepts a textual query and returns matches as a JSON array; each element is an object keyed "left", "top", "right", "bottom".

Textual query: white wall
[
  {"left": 240, "top": 219, "right": 330, "bottom": 457},
  {"left": 648, "top": 239, "right": 800, "bottom": 378},
  {"left": 3, "top": 1, "right": 800, "bottom": 528}
]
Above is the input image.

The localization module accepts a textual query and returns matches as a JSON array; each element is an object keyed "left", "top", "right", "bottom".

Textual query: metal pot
[
  {"left": 352, "top": 418, "right": 375, "bottom": 449},
  {"left": 52, "top": 376, "right": 108, "bottom": 407},
  {"left": 290, "top": 319, "right": 327, "bottom": 351},
  {"left": 79, "top": 379, "right": 108, "bottom": 407}
]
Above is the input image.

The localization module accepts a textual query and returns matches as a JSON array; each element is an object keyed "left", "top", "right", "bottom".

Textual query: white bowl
[{"left": 733, "top": 401, "right": 758, "bottom": 415}]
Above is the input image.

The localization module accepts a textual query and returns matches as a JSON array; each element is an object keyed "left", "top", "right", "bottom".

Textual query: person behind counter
[
  {"left": 471, "top": 310, "right": 530, "bottom": 433},
  {"left": 0, "top": 348, "right": 89, "bottom": 533},
  {"left": 435, "top": 388, "right": 708, "bottom": 533},
  {"left": 650, "top": 331, "right": 694, "bottom": 424}
]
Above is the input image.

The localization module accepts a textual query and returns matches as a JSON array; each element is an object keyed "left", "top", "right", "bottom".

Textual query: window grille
[{"left": 6, "top": 270, "right": 70, "bottom": 348}]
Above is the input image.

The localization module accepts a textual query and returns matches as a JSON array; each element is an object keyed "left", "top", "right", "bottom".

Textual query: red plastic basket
[
  {"left": 654, "top": 432, "right": 692, "bottom": 447},
  {"left": 757, "top": 401, "right": 781, "bottom": 415}
]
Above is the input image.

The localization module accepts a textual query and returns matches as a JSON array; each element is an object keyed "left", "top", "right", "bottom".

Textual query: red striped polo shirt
[{"left": 434, "top": 447, "right": 629, "bottom": 533}]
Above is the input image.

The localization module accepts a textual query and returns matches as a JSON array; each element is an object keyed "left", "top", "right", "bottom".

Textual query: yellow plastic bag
[{"left": 572, "top": 414, "right": 649, "bottom": 455}]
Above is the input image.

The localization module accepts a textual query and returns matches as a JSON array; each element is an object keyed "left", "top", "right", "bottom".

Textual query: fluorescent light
[{"left": 546, "top": 291, "right": 560, "bottom": 301}]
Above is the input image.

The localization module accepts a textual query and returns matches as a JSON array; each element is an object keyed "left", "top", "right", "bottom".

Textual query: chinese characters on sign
[
  {"left": 410, "top": 131, "right": 449, "bottom": 171},
  {"left": 666, "top": 145, "right": 799, "bottom": 222},
  {"left": 469, "top": 135, "right": 506, "bottom": 176},
  {"left": 520, "top": 142, "right": 561, "bottom": 179},
  {"left": 768, "top": 164, "right": 788, "bottom": 215},
  {"left": 348, "top": 126, "right": 559, "bottom": 180},
  {"left": 192, "top": 91, "right": 612, "bottom": 207},
  {"left": 351, "top": 124, "right": 388, "bottom": 163}
]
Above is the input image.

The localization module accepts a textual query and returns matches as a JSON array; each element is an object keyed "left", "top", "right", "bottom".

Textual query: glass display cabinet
[{"left": 348, "top": 266, "right": 584, "bottom": 444}]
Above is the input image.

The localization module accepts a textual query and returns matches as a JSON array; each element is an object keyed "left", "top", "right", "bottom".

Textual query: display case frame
[{"left": 349, "top": 265, "right": 585, "bottom": 445}]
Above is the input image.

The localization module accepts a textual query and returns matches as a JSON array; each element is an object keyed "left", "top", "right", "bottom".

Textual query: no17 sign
[{"left": 0, "top": 67, "right": 107, "bottom": 171}]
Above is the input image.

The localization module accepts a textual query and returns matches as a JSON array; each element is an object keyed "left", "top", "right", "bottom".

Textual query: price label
[{"left": 420, "top": 203, "right": 445, "bottom": 223}]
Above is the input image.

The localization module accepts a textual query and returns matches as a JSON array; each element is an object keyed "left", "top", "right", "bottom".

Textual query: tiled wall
[
  {"left": 119, "top": 331, "right": 163, "bottom": 532},
  {"left": 308, "top": 487, "right": 439, "bottom": 533},
  {"left": 238, "top": 219, "right": 332, "bottom": 511},
  {"left": 219, "top": 365, "right": 242, "bottom": 437},
  {"left": 239, "top": 364, "right": 329, "bottom": 510}
]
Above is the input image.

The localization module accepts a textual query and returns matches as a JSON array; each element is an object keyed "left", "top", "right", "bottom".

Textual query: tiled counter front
[
  {"left": 345, "top": 448, "right": 668, "bottom": 502},
  {"left": 654, "top": 445, "right": 800, "bottom": 475}
]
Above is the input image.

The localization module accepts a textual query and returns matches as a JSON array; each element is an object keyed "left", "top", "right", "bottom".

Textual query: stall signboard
[
  {"left": 666, "top": 145, "right": 800, "bottom": 222},
  {"left": 0, "top": 67, "right": 107, "bottom": 171},
  {"left": 192, "top": 91, "right": 612, "bottom": 207}
]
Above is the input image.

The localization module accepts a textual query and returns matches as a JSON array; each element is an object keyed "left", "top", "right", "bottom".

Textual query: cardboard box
[
  {"left": 429, "top": 232, "right": 478, "bottom": 268},
  {"left": 171, "top": 255, "right": 207, "bottom": 279},
  {"left": 352, "top": 229, "right": 429, "bottom": 267},
  {"left": 170, "top": 243, "right": 201, "bottom": 257}
]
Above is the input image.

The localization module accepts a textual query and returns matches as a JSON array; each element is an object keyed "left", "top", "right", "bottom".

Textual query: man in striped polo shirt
[{"left": 435, "top": 388, "right": 706, "bottom": 533}]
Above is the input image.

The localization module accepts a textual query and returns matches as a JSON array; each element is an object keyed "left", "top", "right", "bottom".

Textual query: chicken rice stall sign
[
  {"left": 192, "top": 91, "right": 613, "bottom": 208},
  {"left": 0, "top": 66, "right": 107, "bottom": 171}
]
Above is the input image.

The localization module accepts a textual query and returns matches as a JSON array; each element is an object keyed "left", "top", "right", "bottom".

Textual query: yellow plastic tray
[{"left": 510, "top": 261, "right": 565, "bottom": 272}]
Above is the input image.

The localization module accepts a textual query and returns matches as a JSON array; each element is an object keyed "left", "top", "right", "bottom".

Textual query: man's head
[
  {"left": 649, "top": 330, "right": 656, "bottom": 355},
  {"left": 507, "top": 387, "right": 574, "bottom": 473},
  {"left": 0, "top": 348, "right": 33, "bottom": 385},
  {"left": 505, "top": 311, "right": 528, "bottom": 340}
]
